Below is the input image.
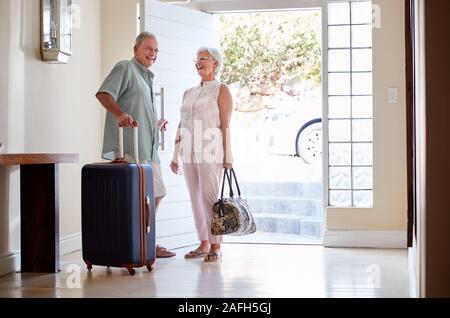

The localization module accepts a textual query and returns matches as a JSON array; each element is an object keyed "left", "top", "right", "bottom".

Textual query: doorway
[
  {"left": 143, "top": 0, "right": 374, "bottom": 250},
  {"left": 217, "top": 10, "right": 324, "bottom": 245}
]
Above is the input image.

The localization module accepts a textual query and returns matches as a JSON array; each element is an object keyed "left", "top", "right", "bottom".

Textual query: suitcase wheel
[
  {"left": 123, "top": 264, "right": 136, "bottom": 275},
  {"left": 85, "top": 261, "right": 93, "bottom": 272},
  {"left": 146, "top": 260, "right": 155, "bottom": 272}
]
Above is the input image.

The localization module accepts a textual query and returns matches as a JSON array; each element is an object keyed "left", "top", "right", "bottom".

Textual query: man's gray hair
[
  {"left": 197, "top": 47, "right": 223, "bottom": 76},
  {"left": 135, "top": 31, "right": 157, "bottom": 48}
]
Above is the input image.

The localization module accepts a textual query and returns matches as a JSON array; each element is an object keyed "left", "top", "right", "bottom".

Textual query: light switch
[{"left": 388, "top": 87, "right": 398, "bottom": 104}]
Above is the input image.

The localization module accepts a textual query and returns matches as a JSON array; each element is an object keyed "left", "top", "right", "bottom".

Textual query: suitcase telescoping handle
[{"left": 118, "top": 123, "right": 139, "bottom": 163}]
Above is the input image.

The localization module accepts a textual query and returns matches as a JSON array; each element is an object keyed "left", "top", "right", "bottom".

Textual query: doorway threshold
[{"left": 223, "top": 231, "right": 322, "bottom": 245}]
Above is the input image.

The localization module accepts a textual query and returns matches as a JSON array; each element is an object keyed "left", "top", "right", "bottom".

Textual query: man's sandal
[{"left": 156, "top": 246, "right": 176, "bottom": 258}]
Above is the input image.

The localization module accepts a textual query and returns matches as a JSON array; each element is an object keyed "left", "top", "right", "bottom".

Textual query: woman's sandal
[
  {"left": 204, "top": 251, "right": 222, "bottom": 263},
  {"left": 184, "top": 250, "right": 208, "bottom": 259}
]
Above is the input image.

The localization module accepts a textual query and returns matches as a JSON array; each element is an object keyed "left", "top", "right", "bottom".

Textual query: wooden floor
[{"left": 0, "top": 244, "right": 410, "bottom": 298}]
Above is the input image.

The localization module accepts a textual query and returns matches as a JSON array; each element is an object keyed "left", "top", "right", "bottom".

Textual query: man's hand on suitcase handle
[{"left": 117, "top": 113, "right": 138, "bottom": 128}]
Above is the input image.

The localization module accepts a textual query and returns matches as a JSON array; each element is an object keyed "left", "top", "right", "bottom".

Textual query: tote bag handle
[{"left": 219, "top": 168, "right": 241, "bottom": 199}]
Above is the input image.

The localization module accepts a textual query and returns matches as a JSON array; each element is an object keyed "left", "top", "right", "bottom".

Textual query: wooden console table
[{"left": 0, "top": 153, "right": 79, "bottom": 273}]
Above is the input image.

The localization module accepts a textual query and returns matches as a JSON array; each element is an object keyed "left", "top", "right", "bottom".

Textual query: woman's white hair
[{"left": 197, "top": 47, "right": 223, "bottom": 76}]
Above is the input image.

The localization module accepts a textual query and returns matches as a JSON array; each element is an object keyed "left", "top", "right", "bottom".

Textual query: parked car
[{"left": 260, "top": 96, "right": 322, "bottom": 164}]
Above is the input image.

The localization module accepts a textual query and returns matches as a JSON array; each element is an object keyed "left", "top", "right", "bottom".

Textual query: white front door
[{"left": 141, "top": 0, "right": 219, "bottom": 249}]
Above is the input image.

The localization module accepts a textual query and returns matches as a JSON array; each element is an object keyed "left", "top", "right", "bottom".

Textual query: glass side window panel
[
  {"left": 329, "top": 120, "right": 351, "bottom": 142},
  {"left": 328, "top": 73, "right": 351, "bottom": 95},
  {"left": 327, "top": 0, "right": 373, "bottom": 208},
  {"left": 329, "top": 96, "right": 351, "bottom": 118},
  {"left": 352, "top": 167, "right": 373, "bottom": 189},
  {"left": 352, "top": 25, "right": 372, "bottom": 48},
  {"left": 328, "top": 26, "right": 351, "bottom": 48},
  {"left": 352, "top": 72, "right": 373, "bottom": 95},
  {"left": 329, "top": 49, "right": 351, "bottom": 72},
  {"left": 352, "top": 119, "right": 373, "bottom": 142},
  {"left": 351, "top": 1, "right": 373, "bottom": 24},
  {"left": 330, "top": 190, "right": 352, "bottom": 206},
  {"left": 353, "top": 191, "right": 373, "bottom": 207},
  {"left": 352, "top": 96, "right": 373, "bottom": 118},
  {"left": 328, "top": 2, "right": 350, "bottom": 25},
  {"left": 329, "top": 167, "right": 351, "bottom": 189},
  {"left": 352, "top": 143, "right": 373, "bottom": 166},
  {"left": 329, "top": 143, "right": 352, "bottom": 166},
  {"left": 352, "top": 49, "right": 372, "bottom": 72}
]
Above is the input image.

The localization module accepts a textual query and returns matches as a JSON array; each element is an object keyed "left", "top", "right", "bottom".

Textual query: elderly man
[{"left": 96, "top": 31, "right": 176, "bottom": 258}]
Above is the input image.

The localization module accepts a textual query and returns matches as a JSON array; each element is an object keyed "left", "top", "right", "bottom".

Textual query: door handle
[{"left": 155, "top": 87, "right": 165, "bottom": 151}]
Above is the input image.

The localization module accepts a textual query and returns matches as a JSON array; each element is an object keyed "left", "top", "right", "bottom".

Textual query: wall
[
  {"left": 325, "top": 0, "right": 408, "bottom": 236},
  {"left": 99, "top": 0, "right": 139, "bottom": 150},
  {"left": 0, "top": 0, "right": 103, "bottom": 275},
  {"left": 101, "top": 0, "right": 139, "bottom": 78}
]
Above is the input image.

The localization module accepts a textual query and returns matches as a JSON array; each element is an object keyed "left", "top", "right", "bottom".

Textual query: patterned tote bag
[{"left": 211, "top": 168, "right": 256, "bottom": 236}]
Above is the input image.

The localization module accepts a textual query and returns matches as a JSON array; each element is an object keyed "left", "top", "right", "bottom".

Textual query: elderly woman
[{"left": 170, "top": 47, "right": 233, "bottom": 262}]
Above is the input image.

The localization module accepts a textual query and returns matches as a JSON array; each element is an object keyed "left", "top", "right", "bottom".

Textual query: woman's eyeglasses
[{"left": 193, "top": 57, "right": 216, "bottom": 63}]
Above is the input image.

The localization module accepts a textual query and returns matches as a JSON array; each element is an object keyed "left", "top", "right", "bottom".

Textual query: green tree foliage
[{"left": 219, "top": 12, "right": 321, "bottom": 95}]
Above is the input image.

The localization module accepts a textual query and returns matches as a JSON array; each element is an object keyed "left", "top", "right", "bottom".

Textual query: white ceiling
[{"left": 158, "top": 0, "right": 324, "bottom": 13}]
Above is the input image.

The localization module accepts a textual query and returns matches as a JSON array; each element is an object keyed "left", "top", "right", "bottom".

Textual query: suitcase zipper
[
  {"left": 138, "top": 164, "right": 146, "bottom": 267},
  {"left": 145, "top": 196, "right": 151, "bottom": 234}
]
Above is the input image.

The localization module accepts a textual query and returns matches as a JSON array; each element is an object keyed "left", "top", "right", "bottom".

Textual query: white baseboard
[
  {"left": 323, "top": 230, "right": 407, "bottom": 248},
  {"left": 408, "top": 247, "right": 418, "bottom": 298},
  {"left": 0, "top": 251, "right": 20, "bottom": 277},
  {"left": 0, "top": 233, "right": 82, "bottom": 277},
  {"left": 60, "top": 232, "right": 82, "bottom": 256}
]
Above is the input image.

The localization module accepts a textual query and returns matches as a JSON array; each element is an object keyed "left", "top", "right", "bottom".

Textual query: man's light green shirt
[{"left": 98, "top": 58, "right": 160, "bottom": 163}]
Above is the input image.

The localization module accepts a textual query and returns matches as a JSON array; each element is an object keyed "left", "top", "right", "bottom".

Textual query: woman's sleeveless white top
[{"left": 180, "top": 80, "right": 223, "bottom": 163}]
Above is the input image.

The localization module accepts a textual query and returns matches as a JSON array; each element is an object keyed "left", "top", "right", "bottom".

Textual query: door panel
[
  {"left": 405, "top": 0, "right": 415, "bottom": 248},
  {"left": 142, "top": 0, "right": 219, "bottom": 249}
]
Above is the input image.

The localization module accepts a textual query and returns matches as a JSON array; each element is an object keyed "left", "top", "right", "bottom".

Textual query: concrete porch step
[
  {"left": 253, "top": 213, "right": 323, "bottom": 237},
  {"left": 246, "top": 195, "right": 323, "bottom": 216},
  {"left": 240, "top": 182, "right": 322, "bottom": 199}
]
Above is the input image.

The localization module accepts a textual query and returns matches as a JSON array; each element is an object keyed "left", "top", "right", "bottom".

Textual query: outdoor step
[
  {"left": 240, "top": 182, "right": 322, "bottom": 199},
  {"left": 245, "top": 195, "right": 323, "bottom": 216},
  {"left": 253, "top": 214, "right": 323, "bottom": 237}
]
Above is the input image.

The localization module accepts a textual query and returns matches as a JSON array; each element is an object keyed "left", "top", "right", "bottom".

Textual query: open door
[
  {"left": 140, "top": 0, "right": 219, "bottom": 249},
  {"left": 405, "top": 0, "right": 416, "bottom": 248}
]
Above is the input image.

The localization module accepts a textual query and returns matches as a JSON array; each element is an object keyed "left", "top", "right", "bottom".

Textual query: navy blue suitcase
[{"left": 81, "top": 127, "right": 156, "bottom": 275}]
